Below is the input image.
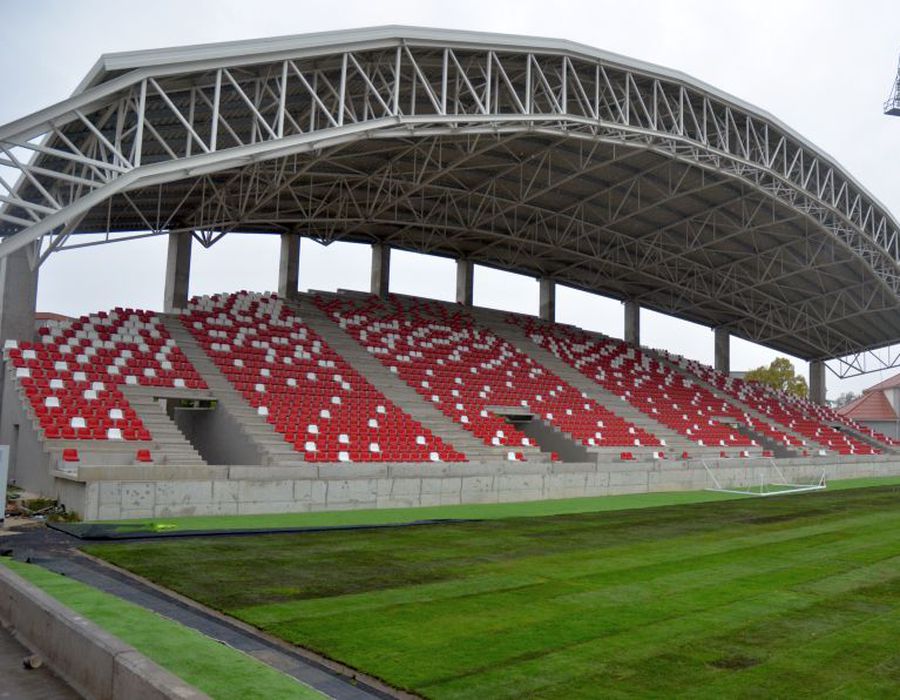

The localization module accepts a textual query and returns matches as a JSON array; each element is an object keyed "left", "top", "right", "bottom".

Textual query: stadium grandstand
[{"left": 1, "top": 26, "right": 900, "bottom": 519}]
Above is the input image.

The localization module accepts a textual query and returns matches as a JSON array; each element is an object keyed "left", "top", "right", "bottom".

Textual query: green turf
[
  {"left": 86, "top": 483, "right": 900, "bottom": 698},
  {"left": 0, "top": 559, "right": 324, "bottom": 700}
]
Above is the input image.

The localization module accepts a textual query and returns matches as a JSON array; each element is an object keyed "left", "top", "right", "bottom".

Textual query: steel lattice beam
[{"left": 0, "top": 26, "right": 897, "bottom": 364}]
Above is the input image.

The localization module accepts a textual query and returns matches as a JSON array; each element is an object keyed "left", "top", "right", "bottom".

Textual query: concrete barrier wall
[
  {"left": 173, "top": 403, "right": 263, "bottom": 466},
  {"left": 0, "top": 365, "right": 52, "bottom": 493},
  {"left": 53, "top": 455, "right": 900, "bottom": 521},
  {"left": 0, "top": 564, "right": 209, "bottom": 700}
]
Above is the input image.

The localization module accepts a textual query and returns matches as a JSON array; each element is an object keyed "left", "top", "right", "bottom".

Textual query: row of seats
[
  {"left": 4, "top": 308, "right": 206, "bottom": 442},
  {"left": 664, "top": 353, "right": 881, "bottom": 455},
  {"left": 315, "top": 293, "right": 661, "bottom": 451},
  {"left": 182, "top": 291, "right": 466, "bottom": 463},
  {"left": 509, "top": 316, "right": 799, "bottom": 451}
]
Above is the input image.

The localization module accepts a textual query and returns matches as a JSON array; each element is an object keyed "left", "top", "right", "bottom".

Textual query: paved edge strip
[
  {"left": 58, "top": 551, "right": 413, "bottom": 700},
  {"left": 0, "top": 562, "right": 211, "bottom": 700}
]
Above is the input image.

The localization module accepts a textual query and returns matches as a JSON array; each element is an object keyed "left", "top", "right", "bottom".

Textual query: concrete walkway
[{"left": 0, "top": 625, "right": 80, "bottom": 699}]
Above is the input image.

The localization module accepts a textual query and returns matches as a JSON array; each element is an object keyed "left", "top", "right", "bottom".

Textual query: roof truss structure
[{"left": 0, "top": 26, "right": 898, "bottom": 366}]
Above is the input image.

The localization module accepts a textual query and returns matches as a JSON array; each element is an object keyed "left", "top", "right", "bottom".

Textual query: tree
[
  {"left": 744, "top": 357, "right": 809, "bottom": 398},
  {"left": 831, "top": 391, "right": 860, "bottom": 409}
]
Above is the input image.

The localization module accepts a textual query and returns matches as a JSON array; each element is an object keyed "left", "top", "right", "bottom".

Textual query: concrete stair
[
  {"left": 160, "top": 315, "right": 306, "bottom": 467},
  {"left": 833, "top": 424, "right": 900, "bottom": 454},
  {"left": 7, "top": 366, "right": 207, "bottom": 468},
  {"left": 478, "top": 311, "right": 731, "bottom": 459},
  {"left": 120, "top": 389, "right": 207, "bottom": 466},
  {"left": 640, "top": 347, "right": 810, "bottom": 455},
  {"left": 294, "top": 297, "right": 547, "bottom": 463}
]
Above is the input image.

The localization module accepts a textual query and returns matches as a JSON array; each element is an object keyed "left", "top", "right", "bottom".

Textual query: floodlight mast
[{"left": 885, "top": 54, "right": 900, "bottom": 116}]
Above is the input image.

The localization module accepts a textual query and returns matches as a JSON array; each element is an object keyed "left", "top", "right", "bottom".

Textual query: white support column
[
  {"left": 714, "top": 327, "right": 730, "bottom": 374},
  {"left": 456, "top": 259, "right": 474, "bottom": 306},
  {"left": 278, "top": 233, "right": 300, "bottom": 299},
  {"left": 539, "top": 278, "right": 555, "bottom": 322},
  {"left": 370, "top": 242, "right": 391, "bottom": 298},
  {"left": 809, "top": 360, "right": 827, "bottom": 405},
  {"left": 163, "top": 231, "right": 192, "bottom": 313},
  {"left": 624, "top": 300, "right": 640, "bottom": 346}
]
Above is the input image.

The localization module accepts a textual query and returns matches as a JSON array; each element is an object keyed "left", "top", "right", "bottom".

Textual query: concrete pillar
[
  {"left": 714, "top": 327, "right": 730, "bottom": 374},
  {"left": 539, "top": 278, "right": 555, "bottom": 322},
  {"left": 0, "top": 245, "right": 38, "bottom": 348},
  {"left": 624, "top": 300, "right": 640, "bottom": 346},
  {"left": 809, "top": 360, "right": 826, "bottom": 405},
  {"left": 0, "top": 245, "right": 38, "bottom": 425},
  {"left": 278, "top": 233, "right": 300, "bottom": 299},
  {"left": 163, "top": 231, "right": 192, "bottom": 312},
  {"left": 456, "top": 259, "right": 474, "bottom": 306},
  {"left": 370, "top": 243, "right": 390, "bottom": 298}
]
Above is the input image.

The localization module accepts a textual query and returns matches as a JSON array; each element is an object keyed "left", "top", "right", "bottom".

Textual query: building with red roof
[{"left": 838, "top": 373, "right": 900, "bottom": 437}]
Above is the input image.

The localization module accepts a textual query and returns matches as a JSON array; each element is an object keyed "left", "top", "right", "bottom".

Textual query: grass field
[
  {"left": 86, "top": 483, "right": 900, "bottom": 698},
  {"left": 0, "top": 559, "right": 323, "bottom": 699}
]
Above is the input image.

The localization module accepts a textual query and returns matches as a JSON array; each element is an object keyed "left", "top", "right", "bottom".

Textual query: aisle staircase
[
  {"left": 295, "top": 297, "right": 547, "bottom": 462},
  {"left": 120, "top": 388, "right": 208, "bottom": 466},
  {"left": 161, "top": 316, "right": 307, "bottom": 467}
]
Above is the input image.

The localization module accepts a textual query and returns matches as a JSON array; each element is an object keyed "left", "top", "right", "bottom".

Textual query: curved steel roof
[{"left": 0, "top": 25, "right": 898, "bottom": 361}]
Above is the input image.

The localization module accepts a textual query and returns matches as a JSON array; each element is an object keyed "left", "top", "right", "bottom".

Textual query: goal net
[{"left": 703, "top": 459, "right": 826, "bottom": 497}]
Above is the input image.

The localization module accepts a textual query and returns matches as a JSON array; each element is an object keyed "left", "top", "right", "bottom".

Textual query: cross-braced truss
[{"left": 0, "top": 26, "right": 898, "bottom": 367}]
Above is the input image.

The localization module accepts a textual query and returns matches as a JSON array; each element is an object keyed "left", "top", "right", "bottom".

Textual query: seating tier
[
  {"left": 511, "top": 316, "right": 800, "bottom": 451},
  {"left": 666, "top": 354, "right": 883, "bottom": 455},
  {"left": 315, "top": 294, "right": 660, "bottom": 453},
  {"left": 182, "top": 292, "right": 465, "bottom": 463},
  {"left": 4, "top": 308, "right": 206, "bottom": 442}
]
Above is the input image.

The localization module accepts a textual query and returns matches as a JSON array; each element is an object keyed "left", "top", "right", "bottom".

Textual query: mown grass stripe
[{"left": 86, "top": 484, "right": 900, "bottom": 698}]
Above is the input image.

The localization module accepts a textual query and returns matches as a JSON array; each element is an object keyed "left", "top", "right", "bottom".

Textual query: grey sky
[{"left": 3, "top": 0, "right": 899, "bottom": 399}]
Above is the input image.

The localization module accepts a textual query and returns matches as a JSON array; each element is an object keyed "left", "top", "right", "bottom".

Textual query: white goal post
[{"left": 703, "top": 459, "right": 826, "bottom": 497}]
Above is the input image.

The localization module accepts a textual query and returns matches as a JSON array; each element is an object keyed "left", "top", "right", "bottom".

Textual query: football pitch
[{"left": 86, "top": 483, "right": 900, "bottom": 698}]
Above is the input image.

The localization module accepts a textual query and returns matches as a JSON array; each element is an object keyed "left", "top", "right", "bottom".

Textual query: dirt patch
[
  {"left": 710, "top": 655, "right": 761, "bottom": 671},
  {"left": 742, "top": 508, "right": 831, "bottom": 525}
]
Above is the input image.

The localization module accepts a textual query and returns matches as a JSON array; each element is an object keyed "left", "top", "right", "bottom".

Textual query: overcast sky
[{"left": 3, "top": 0, "right": 899, "bottom": 399}]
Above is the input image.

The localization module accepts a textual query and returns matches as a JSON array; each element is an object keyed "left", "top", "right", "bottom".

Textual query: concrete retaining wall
[
  {"left": 0, "top": 564, "right": 209, "bottom": 700},
  {"left": 52, "top": 455, "right": 900, "bottom": 521}
]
